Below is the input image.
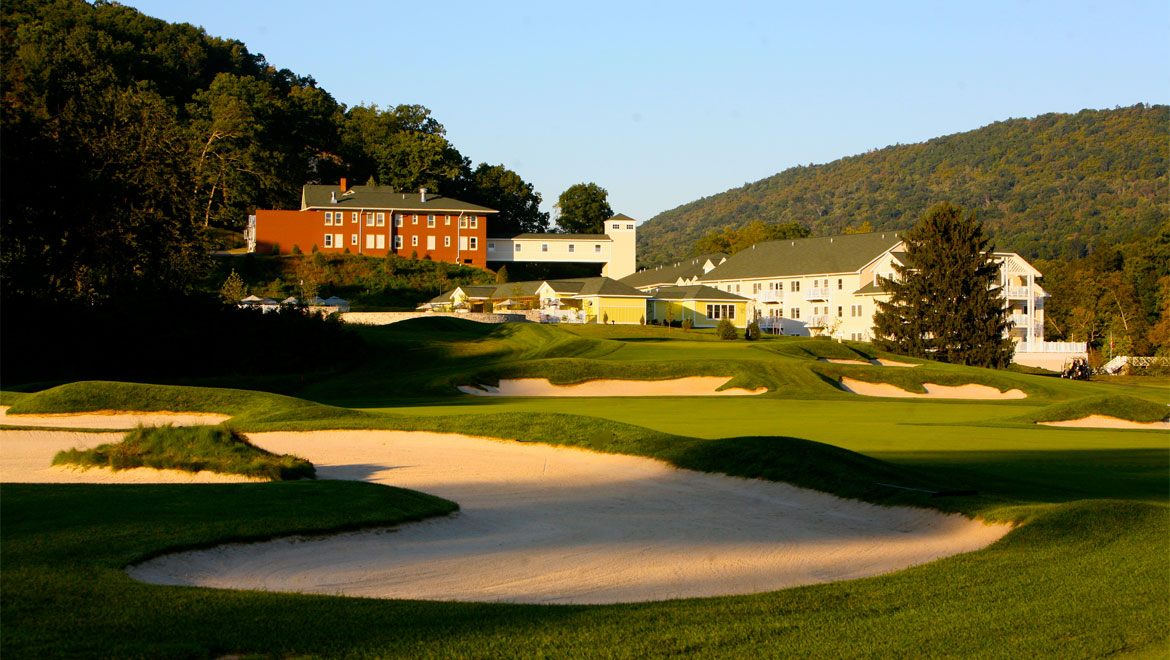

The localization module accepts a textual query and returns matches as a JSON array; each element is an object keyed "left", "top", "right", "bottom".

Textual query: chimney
[
  {"left": 420, "top": 187, "right": 428, "bottom": 203},
  {"left": 339, "top": 177, "right": 347, "bottom": 193},
  {"left": 330, "top": 191, "right": 337, "bottom": 204}
]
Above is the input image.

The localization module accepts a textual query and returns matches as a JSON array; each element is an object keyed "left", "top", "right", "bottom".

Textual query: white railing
[
  {"left": 757, "top": 290, "right": 783, "bottom": 303},
  {"left": 757, "top": 317, "right": 783, "bottom": 330},
  {"left": 1100, "top": 356, "right": 1170, "bottom": 374},
  {"left": 803, "top": 287, "right": 830, "bottom": 301},
  {"left": 1017, "top": 341, "right": 1087, "bottom": 354},
  {"left": 540, "top": 309, "right": 588, "bottom": 324},
  {"left": 806, "top": 314, "right": 830, "bottom": 328}
]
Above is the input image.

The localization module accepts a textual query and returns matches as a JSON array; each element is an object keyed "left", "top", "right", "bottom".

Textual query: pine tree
[
  {"left": 218, "top": 269, "right": 246, "bottom": 304},
  {"left": 496, "top": 265, "right": 509, "bottom": 284},
  {"left": 873, "top": 202, "right": 1013, "bottom": 368}
]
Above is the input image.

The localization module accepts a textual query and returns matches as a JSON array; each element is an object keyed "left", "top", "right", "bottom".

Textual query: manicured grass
[
  {"left": 1021, "top": 394, "right": 1170, "bottom": 424},
  {"left": 52, "top": 425, "right": 316, "bottom": 481},
  {"left": 2, "top": 322, "right": 1168, "bottom": 657}
]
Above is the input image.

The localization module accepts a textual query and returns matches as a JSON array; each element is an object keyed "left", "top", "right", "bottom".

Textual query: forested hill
[{"left": 638, "top": 105, "right": 1168, "bottom": 266}]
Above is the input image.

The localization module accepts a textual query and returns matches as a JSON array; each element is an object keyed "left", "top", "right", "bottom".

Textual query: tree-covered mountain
[{"left": 639, "top": 105, "right": 1168, "bottom": 266}]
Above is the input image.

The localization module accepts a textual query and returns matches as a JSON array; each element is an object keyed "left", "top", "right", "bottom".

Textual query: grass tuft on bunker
[{"left": 53, "top": 425, "right": 315, "bottom": 481}]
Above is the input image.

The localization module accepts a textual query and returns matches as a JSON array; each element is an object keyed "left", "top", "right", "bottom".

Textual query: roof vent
[
  {"left": 420, "top": 187, "right": 428, "bottom": 203},
  {"left": 330, "top": 191, "right": 337, "bottom": 204}
]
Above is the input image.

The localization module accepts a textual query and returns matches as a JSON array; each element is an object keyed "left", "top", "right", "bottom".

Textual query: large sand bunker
[
  {"left": 1038, "top": 415, "right": 1170, "bottom": 430},
  {"left": 128, "top": 431, "right": 1010, "bottom": 605},
  {"left": 822, "top": 358, "right": 920, "bottom": 367},
  {"left": 839, "top": 377, "right": 1026, "bottom": 400},
  {"left": 0, "top": 429, "right": 260, "bottom": 483},
  {"left": 459, "top": 377, "right": 766, "bottom": 397},
  {"left": 0, "top": 405, "right": 230, "bottom": 429}
]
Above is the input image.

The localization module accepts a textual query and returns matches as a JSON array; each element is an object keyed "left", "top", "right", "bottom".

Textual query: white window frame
[
  {"left": 470, "top": 216, "right": 478, "bottom": 229},
  {"left": 351, "top": 234, "right": 358, "bottom": 246},
  {"left": 444, "top": 236, "right": 451, "bottom": 247},
  {"left": 469, "top": 237, "right": 478, "bottom": 250},
  {"left": 376, "top": 212, "right": 385, "bottom": 226},
  {"left": 594, "top": 244, "right": 602, "bottom": 253},
  {"left": 324, "top": 212, "right": 333, "bottom": 226},
  {"left": 365, "top": 213, "right": 375, "bottom": 227},
  {"left": 626, "top": 223, "right": 634, "bottom": 230},
  {"left": 396, "top": 214, "right": 404, "bottom": 227},
  {"left": 568, "top": 244, "right": 575, "bottom": 253},
  {"left": 445, "top": 215, "right": 451, "bottom": 225},
  {"left": 460, "top": 216, "right": 468, "bottom": 229},
  {"left": 394, "top": 235, "right": 403, "bottom": 249},
  {"left": 323, "top": 234, "right": 333, "bottom": 248},
  {"left": 427, "top": 214, "right": 435, "bottom": 228},
  {"left": 427, "top": 236, "right": 436, "bottom": 250},
  {"left": 412, "top": 214, "right": 418, "bottom": 225},
  {"left": 515, "top": 243, "right": 522, "bottom": 252},
  {"left": 541, "top": 244, "right": 549, "bottom": 252},
  {"left": 411, "top": 235, "right": 418, "bottom": 247}
]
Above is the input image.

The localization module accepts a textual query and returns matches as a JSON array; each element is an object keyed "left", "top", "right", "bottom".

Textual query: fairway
[{"left": 1, "top": 320, "right": 1167, "bottom": 658}]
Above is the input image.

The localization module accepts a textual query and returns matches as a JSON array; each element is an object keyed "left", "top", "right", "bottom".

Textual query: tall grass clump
[{"left": 52, "top": 425, "right": 315, "bottom": 480}]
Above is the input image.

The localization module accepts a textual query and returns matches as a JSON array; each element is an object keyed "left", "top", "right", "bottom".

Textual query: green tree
[
  {"left": 717, "top": 318, "right": 738, "bottom": 340},
  {"left": 496, "top": 265, "right": 510, "bottom": 284},
  {"left": 694, "top": 221, "right": 810, "bottom": 255},
  {"left": 555, "top": 183, "right": 613, "bottom": 234},
  {"left": 873, "top": 202, "right": 1013, "bottom": 367},
  {"left": 219, "top": 270, "right": 247, "bottom": 303},
  {"left": 464, "top": 164, "right": 549, "bottom": 234}
]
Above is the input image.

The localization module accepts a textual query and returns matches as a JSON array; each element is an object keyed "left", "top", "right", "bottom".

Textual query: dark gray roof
[
  {"left": 620, "top": 253, "right": 728, "bottom": 289},
  {"left": 431, "top": 277, "right": 648, "bottom": 304},
  {"left": 609, "top": 213, "right": 636, "bottom": 221},
  {"left": 571, "top": 277, "right": 650, "bottom": 297},
  {"left": 853, "top": 281, "right": 890, "bottom": 295},
  {"left": 652, "top": 285, "right": 749, "bottom": 302},
  {"left": 700, "top": 232, "right": 905, "bottom": 282},
  {"left": 303, "top": 185, "right": 496, "bottom": 213}
]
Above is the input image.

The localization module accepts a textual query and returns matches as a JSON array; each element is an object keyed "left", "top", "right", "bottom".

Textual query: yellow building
[{"left": 647, "top": 285, "right": 750, "bottom": 328}]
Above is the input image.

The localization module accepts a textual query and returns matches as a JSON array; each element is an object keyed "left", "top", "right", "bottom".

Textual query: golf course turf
[{"left": 1, "top": 319, "right": 1167, "bottom": 658}]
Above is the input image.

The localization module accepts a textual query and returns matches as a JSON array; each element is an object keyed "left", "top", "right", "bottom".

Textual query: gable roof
[
  {"left": 700, "top": 232, "right": 905, "bottom": 282},
  {"left": 302, "top": 184, "right": 497, "bottom": 213},
  {"left": 609, "top": 213, "right": 636, "bottom": 222},
  {"left": 620, "top": 253, "right": 728, "bottom": 289},
  {"left": 652, "top": 285, "right": 749, "bottom": 302},
  {"left": 494, "top": 233, "right": 613, "bottom": 241}
]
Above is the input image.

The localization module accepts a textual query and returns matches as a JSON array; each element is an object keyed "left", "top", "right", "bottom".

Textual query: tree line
[{"left": 0, "top": 0, "right": 556, "bottom": 304}]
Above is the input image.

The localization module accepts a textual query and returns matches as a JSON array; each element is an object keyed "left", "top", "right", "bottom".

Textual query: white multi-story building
[{"left": 621, "top": 231, "right": 1086, "bottom": 367}]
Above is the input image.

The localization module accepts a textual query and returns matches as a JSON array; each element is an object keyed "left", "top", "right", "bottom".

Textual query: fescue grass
[{"left": 52, "top": 425, "right": 316, "bottom": 480}]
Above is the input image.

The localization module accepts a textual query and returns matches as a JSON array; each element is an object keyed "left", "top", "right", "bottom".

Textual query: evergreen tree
[
  {"left": 496, "top": 265, "right": 510, "bottom": 284},
  {"left": 873, "top": 202, "right": 1013, "bottom": 368}
]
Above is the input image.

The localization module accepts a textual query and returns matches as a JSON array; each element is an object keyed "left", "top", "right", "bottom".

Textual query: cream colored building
[{"left": 486, "top": 214, "right": 639, "bottom": 279}]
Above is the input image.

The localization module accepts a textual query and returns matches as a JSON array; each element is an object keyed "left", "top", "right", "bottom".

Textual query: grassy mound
[
  {"left": 52, "top": 425, "right": 315, "bottom": 481},
  {"left": 1024, "top": 395, "right": 1170, "bottom": 424}
]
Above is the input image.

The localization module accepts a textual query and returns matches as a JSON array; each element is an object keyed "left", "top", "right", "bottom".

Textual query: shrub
[
  {"left": 291, "top": 244, "right": 303, "bottom": 255},
  {"left": 681, "top": 319, "right": 693, "bottom": 331},
  {"left": 603, "top": 312, "right": 609, "bottom": 324},
  {"left": 746, "top": 320, "right": 760, "bottom": 341},
  {"left": 311, "top": 243, "right": 320, "bottom": 253},
  {"left": 411, "top": 250, "right": 418, "bottom": 259},
  {"left": 717, "top": 318, "right": 737, "bottom": 340},
  {"left": 271, "top": 242, "right": 280, "bottom": 255}
]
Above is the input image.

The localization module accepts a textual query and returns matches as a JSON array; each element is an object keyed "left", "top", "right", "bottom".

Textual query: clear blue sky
[{"left": 128, "top": 0, "right": 1169, "bottom": 224}]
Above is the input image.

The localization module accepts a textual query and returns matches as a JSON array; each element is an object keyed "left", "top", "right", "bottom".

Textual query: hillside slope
[{"left": 639, "top": 105, "right": 1167, "bottom": 265}]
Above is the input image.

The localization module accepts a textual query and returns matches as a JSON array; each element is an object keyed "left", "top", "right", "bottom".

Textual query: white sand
[
  {"left": 0, "top": 405, "right": 230, "bottom": 429},
  {"left": 1038, "top": 415, "right": 1170, "bottom": 430},
  {"left": 128, "top": 430, "right": 1011, "bottom": 605},
  {"left": 458, "top": 377, "right": 766, "bottom": 397},
  {"left": 822, "top": 359, "right": 919, "bottom": 367},
  {"left": 839, "top": 377, "right": 1026, "bottom": 400},
  {"left": 0, "top": 430, "right": 260, "bottom": 483}
]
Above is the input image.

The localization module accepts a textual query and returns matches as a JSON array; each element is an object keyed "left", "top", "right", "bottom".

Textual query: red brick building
[{"left": 250, "top": 180, "right": 496, "bottom": 267}]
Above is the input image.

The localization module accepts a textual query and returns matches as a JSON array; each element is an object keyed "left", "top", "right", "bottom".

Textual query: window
[
  {"left": 444, "top": 236, "right": 451, "bottom": 247},
  {"left": 351, "top": 212, "right": 358, "bottom": 224},
  {"left": 595, "top": 244, "right": 602, "bottom": 253},
  {"left": 445, "top": 215, "right": 451, "bottom": 225},
  {"left": 626, "top": 224, "right": 634, "bottom": 230},
  {"left": 470, "top": 216, "right": 478, "bottom": 229},
  {"left": 568, "top": 244, "right": 575, "bottom": 253},
  {"left": 375, "top": 234, "right": 385, "bottom": 250},
  {"left": 412, "top": 214, "right": 418, "bottom": 225},
  {"left": 837, "top": 306, "right": 843, "bottom": 317},
  {"left": 351, "top": 234, "right": 358, "bottom": 246},
  {"left": 837, "top": 278, "right": 843, "bottom": 290},
  {"left": 515, "top": 243, "right": 522, "bottom": 252},
  {"left": 395, "top": 214, "right": 404, "bottom": 227},
  {"left": 427, "top": 236, "right": 436, "bottom": 250},
  {"left": 324, "top": 212, "right": 333, "bottom": 226},
  {"left": 488, "top": 242, "right": 496, "bottom": 251},
  {"left": 542, "top": 244, "right": 549, "bottom": 252},
  {"left": 365, "top": 213, "right": 374, "bottom": 227},
  {"left": 366, "top": 235, "right": 375, "bottom": 249},
  {"left": 791, "top": 308, "right": 801, "bottom": 319},
  {"left": 394, "top": 236, "right": 403, "bottom": 249},
  {"left": 411, "top": 235, "right": 418, "bottom": 247},
  {"left": 376, "top": 212, "right": 385, "bottom": 226},
  {"left": 323, "top": 234, "right": 333, "bottom": 248},
  {"left": 469, "top": 237, "right": 478, "bottom": 250},
  {"left": 460, "top": 216, "right": 468, "bottom": 228},
  {"left": 427, "top": 214, "right": 435, "bottom": 227},
  {"left": 753, "top": 283, "right": 761, "bottom": 294},
  {"left": 851, "top": 304, "right": 863, "bottom": 317},
  {"left": 792, "top": 281, "right": 801, "bottom": 292},
  {"left": 706, "top": 304, "right": 735, "bottom": 320}
]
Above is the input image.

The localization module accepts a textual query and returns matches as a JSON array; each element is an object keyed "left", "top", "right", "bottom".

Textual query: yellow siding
[{"left": 583, "top": 296, "right": 648, "bottom": 324}]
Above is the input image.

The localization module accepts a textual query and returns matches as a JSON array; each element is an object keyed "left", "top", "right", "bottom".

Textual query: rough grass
[
  {"left": 1022, "top": 394, "right": 1170, "bottom": 424},
  {"left": 52, "top": 425, "right": 316, "bottom": 481}
]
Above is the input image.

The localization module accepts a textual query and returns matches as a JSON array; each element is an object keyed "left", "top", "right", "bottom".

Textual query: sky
[{"left": 127, "top": 0, "right": 1169, "bottom": 224}]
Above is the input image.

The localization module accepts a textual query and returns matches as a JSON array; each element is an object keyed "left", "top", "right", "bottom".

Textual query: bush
[
  {"left": 746, "top": 320, "right": 760, "bottom": 341},
  {"left": 291, "top": 244, "right": 303, "bottom": 255},
  {"left": 717, "top": 318, "right": 737, "bottom": 340},
  {"left": 681, "top": 319, "right": 693, "bottom": 331},
  {"left": 271, "top": 242, "right": 280, "bottom": 256}
]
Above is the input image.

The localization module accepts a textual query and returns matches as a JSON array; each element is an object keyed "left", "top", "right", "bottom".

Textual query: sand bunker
[
  {"left": 822, "top": 359, "right": 919, "bottom": 367},
  {"left": 1038, "top": 415, "right": 1170, "bottom": 430},
  {"left": 840, "top": 377, "right": 1026, "bottom": 400},
  {"left": 458, "top": 377, "right": 766, "bottom": 397},
  {"left": 0, "top": 405, "right": 230, "bottom": 429},
  {"left": 0, "top": 430, "right": 260, "bottom": 483},
  {"left": 128, "top": 430, "right": 1010, "bottom": 605}
]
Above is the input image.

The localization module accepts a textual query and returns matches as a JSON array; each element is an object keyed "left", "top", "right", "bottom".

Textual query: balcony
[
  {"left": 757, "top": 290, "right": 783, "bottom": 303},
  {"left": 806, "top": 314, "right": 830, "bottom": 328},
  {"left": 802, "top": 287, "right": 830, "bottom": 301},
  {"left": 1002, "top": 286, "right": 1032, "bottom": 299}
]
